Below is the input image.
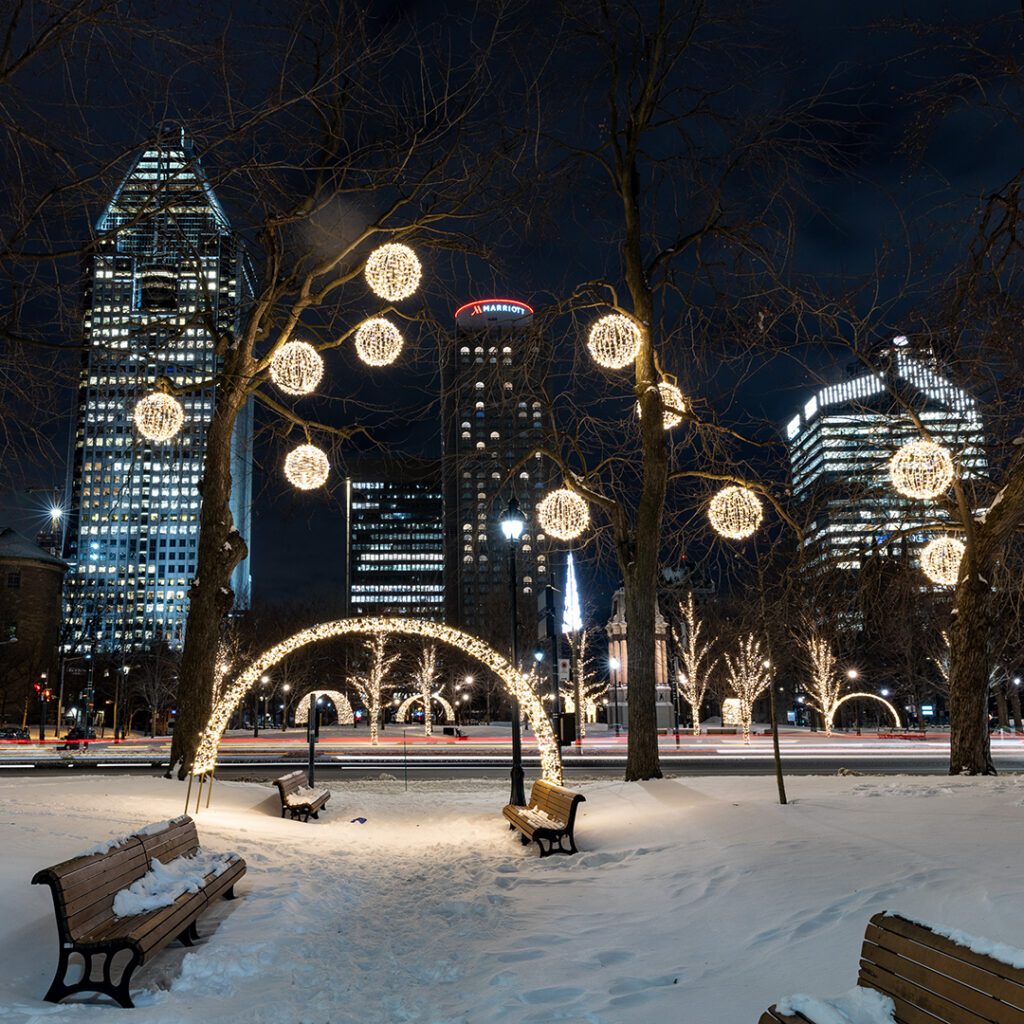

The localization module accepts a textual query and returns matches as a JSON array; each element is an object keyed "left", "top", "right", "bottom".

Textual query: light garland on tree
[
  {"left": 889, "top": 439, "right": 954, "bottom": 500},
  {"left": 293, "top": 689, "right": 354, "bottom": 725},
  {"left": 636, "top": 380, "right": 687, "bottom": 430},
  {"left": 537, "top": 488, "right": 590, "bottom": 541},
  {"left": 723, "top": 633, "right": 771, "bottom": 744},
  {"left": 364, "top": 243, "right": 421, "bottom": 301},
  {"left": 708, "top": 485, "right": 763, "bottom": 540},
  {"left": 133, "top": 392, "right": 185, "bottom": 442},
  {"left": 284, "top": 443, "right": 330, "bottom": 490},
  {"left": 354, "top": 317, "right": 404, "bottom": 366},
  {"left": 270, "top": 340, "right": 324, "bottom": 396},
  {"left": 586, "top": 313, "right": 642, "bottom": 369},
  {"left": 920, "top": 536, "right": 965, "bottom": 586},
  {"left": 194, "top": 616, "right": 563, "bottom": 784}
]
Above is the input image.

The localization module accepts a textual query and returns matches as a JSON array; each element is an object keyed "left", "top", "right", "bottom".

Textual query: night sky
[{"left": 3, "top": 0, "right": 1022, "bottom": 623}]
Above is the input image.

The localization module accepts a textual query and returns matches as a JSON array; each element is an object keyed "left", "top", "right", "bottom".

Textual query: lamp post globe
[{"left": 500, "top": 496, "right": 527, "bottom": 806}]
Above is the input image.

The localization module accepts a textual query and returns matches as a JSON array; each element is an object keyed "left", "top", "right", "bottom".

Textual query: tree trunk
[
  {"left": 948, "top": 572, "right": 996, "bottom": 774},
  {"left": 996, "top": 684, "right": 1009, "bottom": 731},
  {"left": 422, "top": 686, "right": 432, "bottom": 737},
  {"left": 168, "top": 382, "right": 248, "bottom": 777},
  {"left": 623, "top": 560, "right": 662, "bottom": 780},
  {"left": 1010, "top": 686, "right": 1023, "bottom": 734}
]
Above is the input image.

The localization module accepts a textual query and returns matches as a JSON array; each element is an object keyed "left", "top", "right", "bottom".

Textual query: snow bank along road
[{"left": 1, "top": 773, "right": 1022, "bottom": 1023}]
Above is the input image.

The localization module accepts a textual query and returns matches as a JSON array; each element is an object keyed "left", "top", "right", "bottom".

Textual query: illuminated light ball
[
  {"left": 270, "top": 340, "right": 323, "bottom": 396},
  {"left": 889, "top": 439, "right": 954, "bottom": 500},
  {"left": 637, "top": 380, "right": 687, "bottom": 430},
  {"left": 537, "top": 488, "right": 590, "bottom": 541},
  {"left": 133, "top": 392, "right": 184, "bottom": 442},
  {"left": 920, "top": 536, "right": 965, "bottom": 586},
  {"left": 364, "top": 243, "right": 421, "bottom": 301},
  {"left": 586, "top": 313, "right": 642, "bottom": 369},
  {"left": 708, "top": 485, "right": 763, "bottom": 540},
  {"left": 284, "top": 443, "right": 330, "bottom": 490},
  {"left": 355, "top": 317, "right": 404, "bottom": 367}
]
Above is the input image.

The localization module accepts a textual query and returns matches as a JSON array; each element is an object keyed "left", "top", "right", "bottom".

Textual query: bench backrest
[
  {"left": 860, "top": 912, "right": 1024, "bottom": 1024},
  {"left": 275, "top": 771, "right": 306, "bottom": 798},
  {"left": 31, "top": 816, "right": 199, "bottom": 942},
  {"left": 527, "top": 779, "right": 585, "bottom": 826}
]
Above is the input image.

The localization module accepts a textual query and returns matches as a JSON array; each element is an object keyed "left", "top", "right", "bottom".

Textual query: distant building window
[{"left": 6, "top": 571, "right": 21, "bottom": 589}]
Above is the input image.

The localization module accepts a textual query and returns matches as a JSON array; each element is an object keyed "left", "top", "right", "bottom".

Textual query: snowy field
[{"left": 1, "top": 772, "right": 1022, "bottom": 1023}]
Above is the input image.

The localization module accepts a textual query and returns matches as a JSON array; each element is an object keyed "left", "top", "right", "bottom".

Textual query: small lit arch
[
  {"left": 195, "top": 617, "right": 562, "bottom": 783},
  {"left": 394, "top": 691, "right": 455, "bottom": 723},
  {"left": 828, "top": 692, "right": 902, "bottom": 731},
  {"left": 293, "top": 690, "right": 354, "bottom": 726}
]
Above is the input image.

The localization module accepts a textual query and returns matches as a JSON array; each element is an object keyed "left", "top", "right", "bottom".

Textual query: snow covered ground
[{"left": 1, "top": 772, "right": 1022, "bottom": 1023}]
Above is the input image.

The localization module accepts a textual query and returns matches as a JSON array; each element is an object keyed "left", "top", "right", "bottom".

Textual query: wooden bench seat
[
  {"left": 274, "top": 770, "right": 330, "bottom": 822},
  {"left": 32, "top": 815, "right": 245, "bottom": 1008},
  {"left": 759, "top": 911, "right": 1024, "bottom": 1024},
  {"left": 503, "top": 779, "right": 585, "bottom": 857}
]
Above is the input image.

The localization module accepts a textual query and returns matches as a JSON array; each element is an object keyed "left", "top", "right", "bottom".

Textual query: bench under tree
[
  {"left": 32, "top": 815, "right": 245, "bottom": 1008},
  {"left": 274, "top": 769, "right": 330, "bottom": 822},
  {"left": 759, "top": 911, "right": 1024, "bottom": 1023},
  {"left": 503, "top": 779, "right": 586, "bottom": 857}
]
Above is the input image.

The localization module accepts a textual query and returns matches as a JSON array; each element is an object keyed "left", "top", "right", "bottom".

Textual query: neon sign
[{"left": 454, "top": 298, "right": 533, "bottom": 320}]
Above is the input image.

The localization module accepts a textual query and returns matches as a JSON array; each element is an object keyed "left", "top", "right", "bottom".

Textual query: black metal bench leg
[
  {"left": 108, "top": 950, "right": 140, "bottom": 1009},
  {"left": 178, "top": 925, "right": 195, "bottom": 947},
  {"left": 223, "top": 884, "right": 237, "bottom": 900},
  {"left": 44, "top": 948, "right": 139, "bottom": 1009}
]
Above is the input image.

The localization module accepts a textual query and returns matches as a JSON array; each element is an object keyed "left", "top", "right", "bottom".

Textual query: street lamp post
[
  {"left": 609, "top": 656, "right": 621, "bottom": 736},
  {"left": 255, "top": 674, "right": 269, "bottom": 738},
  {"left": 281, "top": 683, "right": 291, "bottom": 730},
  {"left": 847, "top": 668, "right": 860, "bottom": 734},
  {"left": 500, "top": 497, "right": 527, "bottom": 807}
]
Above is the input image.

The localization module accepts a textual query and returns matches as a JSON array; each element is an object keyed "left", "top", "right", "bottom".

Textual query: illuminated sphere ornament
[
  {"left": 537, "top": 488, "right": 590, "bottom": 541},
  {"left": 637, "top": 380, "right": 687, "bottom": 430},
  {"left": 586, "top": 313, "right": 642, "bottom": 369},
  {"left": 708, "top": 485, "right": 763, "bottom": 540},
  {"left": 364, "top": 243, "right": 421, "bottom": 301},
  {"left": 133, "top": 392, "right": 184, "bottom": 442},
  {"left": 284, "top": 443, "right": 330, "bottom": 490},
  {"left": 920, "top": 536, "right": 965, "bottom": 586},
  {"left": 890, "top": 439, "right": 954, "bottom": 500},
  {"left": 270, "top": 340, "right": 323, "bottom": 396},
  {"left": 355, "top": 317, "right": 404, "bottom": 366}
]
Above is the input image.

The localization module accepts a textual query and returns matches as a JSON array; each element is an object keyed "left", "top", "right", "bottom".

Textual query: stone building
[{"left": 0, "top": 528, "right": 67, "bottom": 724}]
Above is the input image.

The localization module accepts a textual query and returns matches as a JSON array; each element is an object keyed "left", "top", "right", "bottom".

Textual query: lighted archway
[
  {"left": 827, "top": 692, "right": 902, "bottom": 731},
  {"left": 195, "top": 617, "right": 563, "bottom": 783},
  {"left": 294, "top": 690, "right": 354, "bottom": 726},
  {"left": 394, "top": 692, "right": 455, "bottom": 724}
]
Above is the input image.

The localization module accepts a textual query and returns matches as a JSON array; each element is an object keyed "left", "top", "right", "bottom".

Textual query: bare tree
[
  {"left": 724, "top": 634, "right": 771, "bottom": 745},
  {"left": 675, "top": 593, "right": 718, "bottom": 736},
  {"left": 801, "top": 629, "right": 842, "bottom": 737},
  {"left": 350, "top": 632, "right": 399, "bottom": 746}
]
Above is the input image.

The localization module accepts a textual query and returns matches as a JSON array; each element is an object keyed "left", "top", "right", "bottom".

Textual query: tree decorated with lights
[
  {"left": 560, "top": 628, "right": 607, "bottom": 739},
  {"left": 724, "top": 634, "right": 771, "bottom": 745},
  {"left": 675, "top": 593, "right": 717, "bottom": 736},
  {"left": 801, "top": 630, "right": 842, "bottom": 738},
  {"left": 144, "top": 7, "right": 514, "bottom": 776},
  {"left": 414, "top": 644, "right": 439, "bottom": 738},
  {"left": 350, "top": 633, "right": 400, "bottom": 746}
]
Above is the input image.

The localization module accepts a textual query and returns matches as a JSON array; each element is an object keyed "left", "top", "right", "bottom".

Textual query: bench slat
[
  {"left": 863, "top": 927, "right": 1024, "bottom": 1017},
  {"left": 860, "top": 962, "right": 989, "bottom": 1024}
]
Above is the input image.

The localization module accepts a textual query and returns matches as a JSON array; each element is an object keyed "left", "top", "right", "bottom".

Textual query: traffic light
[{"left": 33, "top": 682, "right": 42, "bottom": 696}]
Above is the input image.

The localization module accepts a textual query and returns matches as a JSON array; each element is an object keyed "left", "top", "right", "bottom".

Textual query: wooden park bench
[
  {"left": 503, "top": 779, "right": 586, "bottom": 857},
  {"left": 274, "top": 769, "right": 330, "bottom": 822},
  {"left": 759, "top": 911, "right": 1024, "bottom": 1023},
  {"left": 32, "top": 815, "right": 245, "bottom": 1008},
  {"left": 878, "top": 730, "right": 927, "bottom": 740}
]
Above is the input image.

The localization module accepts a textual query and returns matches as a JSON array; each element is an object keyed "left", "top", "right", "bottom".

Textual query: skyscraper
[
  {"left": 345, "top": 460, "right": 445, "bottom": 620},
  {"left": 62, "top": 129, "right": 253, "bottom": 652},
  {"left": 441, "top": 299, "right": 551, "bottom": 654},
  {"left": 785, "top": 337, "right": 985, "bottom": 572}
]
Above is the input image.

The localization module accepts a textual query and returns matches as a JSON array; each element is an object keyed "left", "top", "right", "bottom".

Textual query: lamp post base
[{"left": 509, "top": 763, "right": 525, "bottom": 807}]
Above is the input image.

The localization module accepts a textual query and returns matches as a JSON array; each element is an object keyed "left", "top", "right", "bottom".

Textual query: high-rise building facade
[
  {"left": 441, "top": 299, "right": 551, "bottom": 654},
  {"left": 785, "top": 338, "right": 985, "bottom": 572},
  {"left": 63, "top": 130, "right": 253, "bottom": 652},
  {"left": 345, "top": 461, "right": 444, "bottom": 619}
]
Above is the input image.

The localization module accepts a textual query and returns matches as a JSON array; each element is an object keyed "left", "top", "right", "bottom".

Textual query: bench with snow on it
[
  {"left": 274, "top": 769, "right": 330, "bottom": 821},
  {"left": 877, "top": 731, "right": 927, "bottom": 740},
  {"left": 503, "top": 779, "right": 585, "bottom": 857},
  {"left": 759, "top": 911, "right": 1024, "bottom": 1024},
  {"left": 31, "top": 815, "right": 245, "bottom": 1009}
]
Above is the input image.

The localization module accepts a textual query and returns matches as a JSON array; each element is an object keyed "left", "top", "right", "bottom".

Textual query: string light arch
[
  {"left": 394, "top": 691, "right": 455, "bottom": 724},
  {"left": 828, "top": 692, "right": 902, "bottom": 731},
  {"left": 293, "top": 689, "right": 354, "bottom": 725},
  {"left": 586, "top": 313, "right": 642, "bottom": 369},
  {"left": 133, "top": 392, "right": 185, "bottom": 442},
  {"left": 284, "top": 443, "right": 330, "bottom": 490},
  {"left": 890, "top": 439, "right": 954, "bottom": 500},
  {"left": 270, "top": 340, "right": 324, "bottom": 396},
  {"left": 194, "top": 617, "right": 563, "bottom": 784},
  {"left": 921, "top": 536, "right": 965, "bottom": 586},
  {"left": 537, "top": 488, "right": 590, "bottom": 541},
  {"left": 708, "top": 485, "right": 763, "bottom": 540},
  {"left": 364, "top": 243, "right": 421, "bottom": 301},
  {"left": 355, "top": 317, "right": 404, "bottom": 367}
]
